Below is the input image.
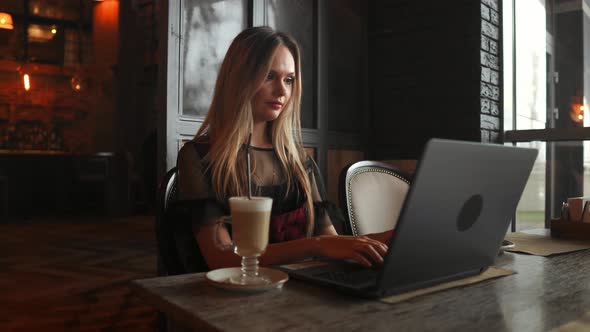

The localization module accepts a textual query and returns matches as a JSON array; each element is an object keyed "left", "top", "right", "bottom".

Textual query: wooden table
[{"left": 131, "top": 249, "right": 590, "bottom": 331}]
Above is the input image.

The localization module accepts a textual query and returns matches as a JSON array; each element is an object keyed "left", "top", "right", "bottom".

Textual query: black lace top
[
  {"left": 162, "top": 138, "right": 345, "bottom": 274},
  {"left": 176, "top": 139, "right": 336, "bottom": 234}
]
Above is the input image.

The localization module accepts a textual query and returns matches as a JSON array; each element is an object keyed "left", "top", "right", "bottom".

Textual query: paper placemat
[
  {"left": 505, "top": 232, "right": 590, "bottom": 256},
  {"left": 380, "top": 266, "right": 514, "bottom": 304},
  {"left": 552, "top": 311, "right": 590, "bottom": 332}
]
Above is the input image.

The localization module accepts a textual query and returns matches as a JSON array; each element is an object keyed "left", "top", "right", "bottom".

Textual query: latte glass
[{"left": 216, "top": 196, "right": 273, "bottom": 285}]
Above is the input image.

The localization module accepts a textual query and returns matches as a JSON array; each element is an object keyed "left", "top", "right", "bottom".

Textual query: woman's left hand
[
  {"left": 364, "top": 230, "right": 393, "bottom": 245},
  {"left": 313, "top": 235, "right": 389, "bottom": 267}
]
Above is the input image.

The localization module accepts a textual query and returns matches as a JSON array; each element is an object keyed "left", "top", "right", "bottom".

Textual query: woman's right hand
[{"left": 313, "top": 235, "right": 388, "bottom": 267}]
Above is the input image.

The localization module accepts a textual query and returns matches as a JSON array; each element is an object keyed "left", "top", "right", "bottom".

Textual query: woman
[{"left": 177, "top": 26, "right": 390, "bottom": 271}]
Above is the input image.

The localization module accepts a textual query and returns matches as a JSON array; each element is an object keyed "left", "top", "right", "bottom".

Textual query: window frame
[
  {"left": 3, "top": 0, "right": 91, "bottom": 65},
  {"left": 503, "top": 0, "right": 590, "bottom": 229}
]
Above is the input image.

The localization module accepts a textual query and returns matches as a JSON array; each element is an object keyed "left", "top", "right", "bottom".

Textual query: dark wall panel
[
  {"left": 326, "top": 0, "right": 366, "bottom": 133},
  {"left": 369, "top": 0, "right": 485, "bottom": 159},
  {"left": 268, "top": 0, "right": 317, "bottom": 129}
]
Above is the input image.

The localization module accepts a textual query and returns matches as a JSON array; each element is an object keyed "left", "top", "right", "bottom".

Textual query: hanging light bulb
[
  {"left": 71, "top": 75, "right": 82, "bottom": 91},
  {"left": 71, "top": 22, "right": 86, "bottom": 92},
  {"left": 70, "top": 64, "right": 87, "bottom": 92},
  {"left": 23, "top": 73, "right": 31, "bottom": 91},
  {"left": 17, "top": 64, "right": 32, "bottom": 91},
  {"left": 50, "top": 25, "right": 57, "bottom": 34}
]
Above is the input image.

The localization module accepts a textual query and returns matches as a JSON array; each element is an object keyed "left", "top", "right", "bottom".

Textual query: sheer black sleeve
[
  {"left": 156, "top": 141, "right": 226, "bottom": 274},
  {"left": 176, "top": 142, "right": 227, "bottom": 228},
  {"left": 306, "top": 155, "right": 346, "bottom": 235}
]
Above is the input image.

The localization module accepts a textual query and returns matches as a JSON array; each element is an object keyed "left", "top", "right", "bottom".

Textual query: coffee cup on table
[
  {"left": 215, "top": 196, "right": 273, "bottom": 285},
  {"left": 567, "top": 197, "right": 590, "bottom": 222}
]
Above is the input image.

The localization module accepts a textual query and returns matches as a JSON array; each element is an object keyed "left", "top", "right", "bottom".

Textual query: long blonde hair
[{"left": 194, "top": 26, "right": 315, "bottom": 236}]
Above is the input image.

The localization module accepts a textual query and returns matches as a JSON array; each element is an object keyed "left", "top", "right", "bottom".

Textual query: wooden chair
[
  {"left": 155, "top": 167, "right": 182, "bottom": 276},
  {"left": 155, "top": 166, "right": 209, "bottom": 277},
  {"left": 155, "top": 167, "right": 210, "bottom": 332},
  {"left": 339, "top": 161, "right": 411, "bottom": 236}
]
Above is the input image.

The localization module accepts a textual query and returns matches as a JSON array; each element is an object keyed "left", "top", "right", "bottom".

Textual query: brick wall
[
  {"left": 0, "top": 0, "right": 123, "bottom": 154},
  {"left": 0, "top": 63, "right": 98, "bottom": 152},
  {"left": 480, "top": 0, "right": 502, "bottom": 143},
  {"left": 0, "top": 0, "right": 160, "bottom": 156}
]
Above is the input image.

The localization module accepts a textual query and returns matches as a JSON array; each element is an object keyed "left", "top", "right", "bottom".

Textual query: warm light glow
[
  {"left": 71, "top": 75, "right": 84, "bottom": 91},
  {"left": 23, "top": 74, "right": 31, "bottom": 91},
  {"left": 51, "top": 25, "right": 57, "bottom": 34},
  {"left": 0, "top": 12, "right": 14, "bottom": 30},
  {"left": 94, "top": 0, "right": 119, "bottom": 65},
  {"left": 28, "top": 24, "right": 55, "bottom": 42},
  {"left": 581, "top": 105, "right": 585, "bottom": 111},
  {"left": 579, "top": 114, "right": 584, "bottom": 120}
]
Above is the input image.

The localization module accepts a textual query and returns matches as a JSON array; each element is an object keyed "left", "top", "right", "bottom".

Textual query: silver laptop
[{"left": 282, "top": 138, "right": 538, "bottom": 298}]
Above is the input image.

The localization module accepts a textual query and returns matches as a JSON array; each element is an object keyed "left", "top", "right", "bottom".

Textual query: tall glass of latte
[{"left": 226, "top": 196, "right": 272, "bottom": 285}]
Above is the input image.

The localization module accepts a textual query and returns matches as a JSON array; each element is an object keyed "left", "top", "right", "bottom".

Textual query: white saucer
[
  {"left": 205, "top": 267, "right": 289, "bottom": 292},
  {"left": 498, "top": 239, "right": 515, "bottom": 255}
]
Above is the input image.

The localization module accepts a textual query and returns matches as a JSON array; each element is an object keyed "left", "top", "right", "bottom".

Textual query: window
[
  {"left": 504, "top": 0, "right": 590, "bottom": 230},
  {"left": 181, "top": 0, "right": 248, "bottom": 117},
  {"left": 0, "top": 0, "right": 91, "bottom": 65}
]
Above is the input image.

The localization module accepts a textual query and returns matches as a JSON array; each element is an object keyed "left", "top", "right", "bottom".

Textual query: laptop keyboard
[{"left": 316, "top": 269, "right": 378, "bottom": 288}]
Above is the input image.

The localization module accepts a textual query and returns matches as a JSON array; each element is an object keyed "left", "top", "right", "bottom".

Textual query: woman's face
[{"left": 251, "top": 45, "right": 296, "bottom": 123}]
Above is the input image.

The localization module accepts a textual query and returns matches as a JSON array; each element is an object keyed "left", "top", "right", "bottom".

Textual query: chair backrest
[
  {"left": 155, "top": 167, "right": 182, "bottom": 276},
  {"left": 162, "top": 168, "right": 178, "bottom": 212},
  {"left": 339, "top": 161, "right": 411, "bottom": 236},
  {"left": 156, "top": 166, "right": 209, "bottom": 276}
]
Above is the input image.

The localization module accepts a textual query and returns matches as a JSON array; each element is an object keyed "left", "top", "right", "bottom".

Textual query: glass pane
[
  {"left": 513, "top": 141, "right": 546, "bottom": 231},
  {"left": 553, "top": 0, "right": 588, "bottom": 129},
  {"left": 181, "top": 0, "right": 247, "bottom": 117},
  {"left": 502, "top": 0, "right": 513, "bottom": 131},
  {"left": 326, "top": 0, "right": 364, "bottom": 133},
  {"left": 551, "top": 141, "right": 585, "bottom": 219},
  {"left": 267, "top": 0, "right": 316, "bottom": 129},
  {"left": 514, "top": 0, "right": 547, "bottom": 130},
  {"left": 27, "top": 23, "right": 64, "bottom": 64},
  {"left": 28, "top": 0, "right": 88, "bottom": 22},
  {"left": 513, "top": 140, "right": 589, "bottom": 229}
]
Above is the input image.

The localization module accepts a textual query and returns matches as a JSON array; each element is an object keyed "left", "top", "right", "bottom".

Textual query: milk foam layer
[{"left": 229, "top": 197, "right": 273, "bottom": 212}]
